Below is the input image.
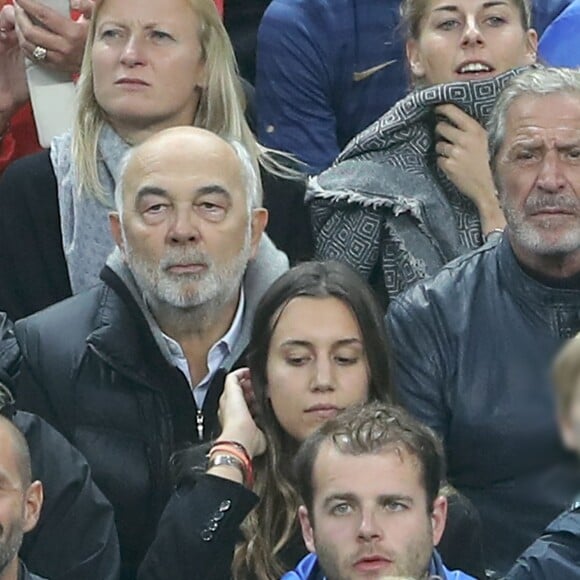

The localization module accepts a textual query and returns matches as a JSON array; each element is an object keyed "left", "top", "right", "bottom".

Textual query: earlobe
[
  {"left": 23, "top": 481, "right": 43, "bottom": 533},
  {"left": 298, "top": 505, "right": 316, "bottom": 553}
]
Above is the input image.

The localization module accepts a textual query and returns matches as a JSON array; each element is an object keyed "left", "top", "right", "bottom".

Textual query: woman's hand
[
  {"left": 216, "top": 368, "right": 267, "bottom": 459},
  {"left": 435, "top": 104, "right": 506, "bottom": 235},
  {"left": 14, "top": 0, "right": 94, "bottom": 74},
  {"left": 0, "top": 5, "right": 28, "bottom": 131}
]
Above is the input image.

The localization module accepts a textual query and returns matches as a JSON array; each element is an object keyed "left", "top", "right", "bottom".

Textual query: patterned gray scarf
[
  {"left": 307, "top": 67, "right": 531, "bottom": 300},
  {"left": 51, "top": 124, "right": 131, "bottom": 294}
]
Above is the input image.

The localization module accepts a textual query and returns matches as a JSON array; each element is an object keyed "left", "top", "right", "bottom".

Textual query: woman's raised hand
[
  {"left": 435, "top": 103, "right": 506, "bottom": 236},
  {"left": 217, "top": 368, "right": 267, "bottom": 459}
]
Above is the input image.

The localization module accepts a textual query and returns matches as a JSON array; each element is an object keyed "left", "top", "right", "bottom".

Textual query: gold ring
[{"left": 32, "top": 45, "right": 48, "bottom": 62}]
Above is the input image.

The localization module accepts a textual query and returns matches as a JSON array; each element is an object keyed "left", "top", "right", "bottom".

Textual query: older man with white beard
[
  {"left": 386, "top": 67, "right": 580, "bottom": 578},
  {"left": 13, "top": 127, "right": 288, "bottom": 580}
]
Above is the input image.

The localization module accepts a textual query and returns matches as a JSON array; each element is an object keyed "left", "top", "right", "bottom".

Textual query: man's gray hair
[
  {"left": 113, "top": 137, "right": 262, "bottom": 217},
  {"left": 488, "top": 67, "right": 580, "bottom": 167}
]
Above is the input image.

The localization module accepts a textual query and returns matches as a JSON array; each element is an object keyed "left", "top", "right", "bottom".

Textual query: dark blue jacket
[
  {"left": 256, "top": 0, "right": 407, "bottom": 173},
  {"left": 387, "top": 235, "right": 580, "bottom": 575},
  {"left": 281, "top": 552, "right": 475, "bottom": 580},
  {"left": 506, "top": 504, "right": 580, "bottom": 579}
]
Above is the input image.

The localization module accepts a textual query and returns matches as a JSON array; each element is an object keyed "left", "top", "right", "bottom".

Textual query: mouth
[
  {"left": 304, "top": 404, "right": 343, "bottom": 419},
  {"left": 115, "top": 78, "right": 150, "bottom": 86},
  {"left": 165, "top": 263, "right": 207, "bottom": 275},
  {"left": 455, "top": 61, "right": 495, "bottom": 78},
  {"left": 353, "top": 556, "right": 392, "bottom": 572}
]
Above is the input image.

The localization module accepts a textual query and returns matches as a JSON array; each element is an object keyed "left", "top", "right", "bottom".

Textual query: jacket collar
[{"left": 497, "top": 233, "right": 580, "bottom": 338}]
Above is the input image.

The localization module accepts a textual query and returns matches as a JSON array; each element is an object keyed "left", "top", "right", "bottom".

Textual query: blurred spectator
[
  {"left": 506, "top": 334, "right": 580, "bottom": 579},
  {"left": 256, "top": 0, "right": 407, "bottom": 174},
  {"left": 538, "top": 0, "right": 580, "bottom": 67}
]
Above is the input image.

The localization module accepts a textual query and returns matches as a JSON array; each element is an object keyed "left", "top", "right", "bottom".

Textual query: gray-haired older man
[
  {"left": 14, "top": 127, "right": 288, "bottom": 579},
  {"left": 386, "top": 67, "right": 580, "bottom": 577}
]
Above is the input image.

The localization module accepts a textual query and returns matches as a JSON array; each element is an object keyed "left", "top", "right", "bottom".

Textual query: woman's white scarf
[{"left": 51, "top": 124, "right": 131, "bottom": 294}]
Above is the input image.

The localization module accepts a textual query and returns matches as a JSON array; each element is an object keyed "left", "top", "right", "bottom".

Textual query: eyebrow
[
  {"left": 433, "top": 1, "right": 509, "bottom": 12},
  {"left": 279, "top": 338, "right": 363, "bottom": 349},
  {"left": 134, "top": 184, "right": 232, "bottom": 206}
]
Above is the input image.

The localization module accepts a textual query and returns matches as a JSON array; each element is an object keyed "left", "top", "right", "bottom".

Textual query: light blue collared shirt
[{"left": 161, "top": 290, "right": 245, "bottom": 409}]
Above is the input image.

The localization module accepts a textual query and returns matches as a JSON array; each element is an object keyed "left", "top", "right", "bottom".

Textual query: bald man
[
  {"left": 0, "top": 415, "right": 43, "bottom": 580},
  {"left": 15, "top": 128, "right": 288, "bottom": 580}
]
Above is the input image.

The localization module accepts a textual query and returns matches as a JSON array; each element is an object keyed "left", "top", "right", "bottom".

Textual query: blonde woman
[{"left": 0, "top": 0, "right": 309, "bottom": 322}]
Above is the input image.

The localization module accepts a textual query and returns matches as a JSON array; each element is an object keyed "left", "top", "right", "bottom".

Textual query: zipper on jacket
[{"left": 196, "top": 409, "right": 204, "bottom": 441}]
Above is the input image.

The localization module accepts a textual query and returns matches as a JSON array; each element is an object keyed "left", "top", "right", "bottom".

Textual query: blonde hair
[
  {"left": 553, "top": 333, "right": 580, "bottom": 416},
  {"left": 72, "top": 0, "right": 264, "bottom": 202}
]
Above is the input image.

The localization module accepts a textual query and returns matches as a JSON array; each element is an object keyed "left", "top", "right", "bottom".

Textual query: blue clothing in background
[
  {"left": 532, "top": 0, "right": 574, "bottom": 36},
  {"left": 539, "top": 0, "right": 580, "bottom": 67},
  {"left": 255, "top": 0, "right": 407, "bottom": 174},
  {"left": 281, "top": 552, "right": 475, "bottom": 580}
]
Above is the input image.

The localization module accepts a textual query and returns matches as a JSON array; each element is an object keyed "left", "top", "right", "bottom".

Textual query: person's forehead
[
  {"left": 123, "top": 137, "right": 245, "bottom": 199},
  {"left": 312, "top": 441, "right": 423, "bottom": 499},
  {"left": 504, "top": 93, "right": 580, "bottom": 139}
]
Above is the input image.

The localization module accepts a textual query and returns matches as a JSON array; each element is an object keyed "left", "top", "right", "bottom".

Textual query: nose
[
  {"left": 311, "top": 357, "right": 335, "bottom": 392},
  {"left": 120, "top": 34, "right": 146, "bottom": 67},
  {"left": 358, "top": 508, "right": 382, "bottom": 542},
  {"left": 536, "top": 150, "right": 567, "bottom": 194},
  {"left": 168, "top": 209, "right": 201, "bottom": 245},
  {"left": 461, "top": 16, "right": 484, "bottom": 47}
]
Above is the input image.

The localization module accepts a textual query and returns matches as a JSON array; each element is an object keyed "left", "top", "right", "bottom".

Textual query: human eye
[
  {"left": 334, "top": 353, "right": 359, "bottom": 366},
  {"left": 330, "top": 502, "right": 353, "bottom": 516},
  {"left": 565, "top": 148, "right": 580, "bottom": 161},
  {"left": 485, "top": 15, "right": 507, "bottom": 27},
  {"left": 99, "top": 27, "right": 123, "bottom": 40},
  {"left": 436, "top": 18, "right": 459, "bottom": 31},
  {"left": 383, "top": 499, "right": 408, "bottom": 512},
  {"left": 196, "top": 199, "right": 227, "bottom": 222},
  {"left": 150, "top": 29, "right": 174, "bottom": 42},
  {"left": 285, "top": 353, "right": 310, "bottom": 366}
]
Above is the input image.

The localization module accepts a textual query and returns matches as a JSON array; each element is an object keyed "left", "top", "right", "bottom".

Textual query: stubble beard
[
  {"left": 0, "top": 522, "right": 24, "bottom": 577},
  {"left": 314, "top": 527, "right": 432, "bottom": 580},
  {"left": 503, "top": 192, "right": 580, "bottom": 257}
]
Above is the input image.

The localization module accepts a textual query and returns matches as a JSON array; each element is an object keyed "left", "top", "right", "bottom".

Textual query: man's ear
[
  {"left": 109, "top": 212, "right": 126, "bottom": 258},
  {"left": 431, "top": 495, "right": 448, "bottom": 547},
  {"left": 406, "top": 39, "right": 426, "bottom": 81},
  {"left": 249, "top": 208, "right": 268, "bottom": 259},
  {"left": 22, "top": 481, "right": 43, "bottom": 533},
  {"left": 558, "top": 413, "right": 579, "bottom": 452},
  {"left": 298, "top": 505, "right": 316, "bottom": 554}
]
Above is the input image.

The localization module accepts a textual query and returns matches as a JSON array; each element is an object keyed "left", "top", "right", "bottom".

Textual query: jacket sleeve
[
  {"left": 505, "top": 524, "right": 580, "bottom": 579},
  {"left": 255, "top": 0, "right": 338, "bottom": 173},
  {"left": 138, "top": 474, "right": 259, "bottom": 580},
  {"left": 0, "top": 150, "right": 70, "bottom": 321},
  {"left": 385, "top": 293, "right": 452, "bottom": 444},
  {"left": 17, "top": 411, "right": 120, "bottom": 580}
]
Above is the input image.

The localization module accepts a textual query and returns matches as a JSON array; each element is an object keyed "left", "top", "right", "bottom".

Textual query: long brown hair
[{"left": 232, "top": 261, "right": 393, "bottom": 579}]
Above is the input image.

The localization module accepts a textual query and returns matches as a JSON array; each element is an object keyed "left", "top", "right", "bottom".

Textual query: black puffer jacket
[
  {"left": 386, "top": 234, "right": 580, "bottom": 577},
  {"left": 14, "top": 244, "right": 287, "bottom": 580},
  {"left": 1, "top": 314, "right": 120, "bottom": 580}
]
